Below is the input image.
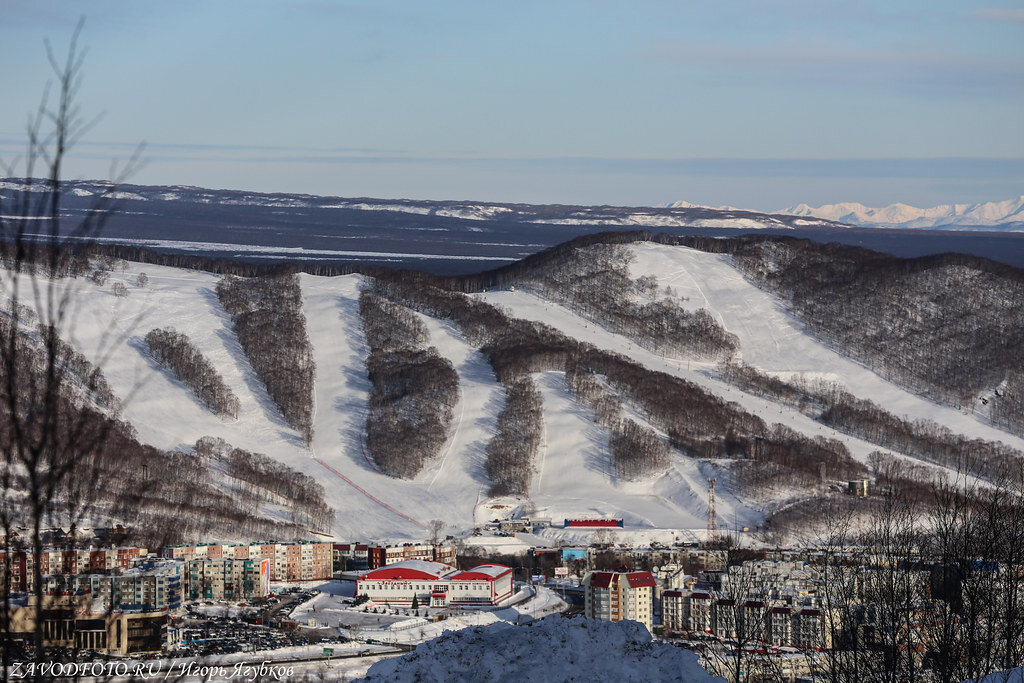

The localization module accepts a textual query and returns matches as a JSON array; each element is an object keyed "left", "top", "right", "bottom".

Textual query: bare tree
[
  {"left": 427, "top": 519, "right": 446, "bottom": 548},
  {"left": 0, "top": 22, "right": 153, "bottom": 678}
]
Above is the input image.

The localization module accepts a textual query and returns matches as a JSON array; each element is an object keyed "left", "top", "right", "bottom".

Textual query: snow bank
[{"left": 361, "top": 615, "right": 722, "bottom": 682}]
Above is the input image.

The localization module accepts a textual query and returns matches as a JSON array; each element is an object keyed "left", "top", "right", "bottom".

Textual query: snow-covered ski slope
[
  {"left": 479, "top": 244, "right": 1024, "bottom": 458},
  {"left": 13, "top": 240, "right": 1023, "bottom": 541}
]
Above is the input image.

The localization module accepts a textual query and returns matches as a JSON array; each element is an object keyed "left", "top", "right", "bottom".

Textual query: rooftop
[
  {"left": 450, "top": 564, "right": 512, "bottom": 581},
  {"left": 360, "top": 560, "right": 457, "bottom": 581}
]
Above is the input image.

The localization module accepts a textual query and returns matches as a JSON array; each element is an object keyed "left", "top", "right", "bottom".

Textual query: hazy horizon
[{"left": 2, "top": 1, "right": 1022, "bottom": 211}]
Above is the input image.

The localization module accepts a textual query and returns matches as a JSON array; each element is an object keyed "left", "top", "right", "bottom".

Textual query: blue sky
[{"left": 2, "top": 0, "right": 1022, "bottom": 210}]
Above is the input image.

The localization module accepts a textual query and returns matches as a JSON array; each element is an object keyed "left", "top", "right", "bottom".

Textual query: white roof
[
  {"left": 362, "top": 559, "right": 457, "bottom": 580},
  {"left": 451, "top": 564, "right": 512, "bottom": 580}
]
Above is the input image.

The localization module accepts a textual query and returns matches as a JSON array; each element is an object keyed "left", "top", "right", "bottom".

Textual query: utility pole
[{"left": 707, "top": 478, "right": 718, "bottom": 538}]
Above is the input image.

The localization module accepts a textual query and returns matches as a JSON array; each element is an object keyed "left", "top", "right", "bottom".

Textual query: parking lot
[{"left": 177, "top": 593, "right": 344, "bottom": 658}]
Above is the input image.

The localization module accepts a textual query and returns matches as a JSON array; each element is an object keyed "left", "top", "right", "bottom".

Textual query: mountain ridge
[{"left": 780, "top": 195, "right": 1024, "bottom": 230}]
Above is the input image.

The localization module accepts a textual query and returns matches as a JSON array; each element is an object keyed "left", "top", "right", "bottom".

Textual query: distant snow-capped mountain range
[{"left": 779, "top": 196, "right": 1024, "bottom": 230}]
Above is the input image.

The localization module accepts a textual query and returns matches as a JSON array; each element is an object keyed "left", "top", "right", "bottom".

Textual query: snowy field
[
  {"left": 361, "top": 616, "right": 721, "bottom": 682},
  {"left": 10, "top": 240, "right": 1022, "bottom": 542},
  {"left": 287, "top": 584, "right": 567, "bottom": 646}
]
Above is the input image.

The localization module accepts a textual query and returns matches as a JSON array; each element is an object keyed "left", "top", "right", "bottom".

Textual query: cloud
[{"left": 969, "top": 8, "right": 1024, "bottom": 23}]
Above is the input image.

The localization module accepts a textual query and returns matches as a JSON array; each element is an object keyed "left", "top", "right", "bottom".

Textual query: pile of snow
[
  {"left": 782, "top": 195, "right": 1024, "bottom": 229},
  {"left": 361, "top": 615, "right": 722, "bottom": 682}
]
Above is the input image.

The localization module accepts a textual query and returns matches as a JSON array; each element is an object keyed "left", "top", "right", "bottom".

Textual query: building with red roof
[
  {"left": 446, "top": 564, "right": 513, "bottom": 607},
  {"left": 355, "top": 560, "right": 514, "bottom": 608},
  {"left": 583, "top": 570, "right": 655, "bottom": 632}
]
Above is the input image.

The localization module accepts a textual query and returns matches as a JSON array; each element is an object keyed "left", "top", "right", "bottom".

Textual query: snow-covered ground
[
  {"left": 9, "top": 240, "right": 1021, "bottom": 543},
  {"left": 288, "top": 583, "right": 567, "bottom": 646},
  {"left": 624, "top": 243, "right": 1024, "bottom": 449},
  {"left": 527, "top": 371, "right": 732, "bottom": 529},
  {"left": 782, "top": 195, "right": 1024, "bottom": 229},
  {"left": 91, "top": 643, "right": 399, "bottom": 683},
  {"left": 480, "top": 243, "right": 1024, "bottom": 462},
  {"left": 361, "top": 616, "right": 722, "bottom": 682}
]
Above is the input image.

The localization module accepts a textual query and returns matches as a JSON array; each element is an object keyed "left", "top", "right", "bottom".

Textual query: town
[{"left": 2, "top": 506, "right": 1021, "bottom": 682}]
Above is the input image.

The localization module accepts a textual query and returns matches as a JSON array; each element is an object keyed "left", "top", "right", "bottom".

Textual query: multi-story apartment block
[
  {"left": 332, "top": 543, "right": 370, "bottom": 570},
  {"left": 769, "top": 606, "right": 793, "bottom": 646},
  {"left": 42, "top": 560, "right": 184, "bottom": 612},
  {"left": 662, "top": 589, "right": 686, "bottom": 631},
  {"left": 715, "top": 598, "right": 738, "bottom": 639},
  {"left": 1, "top": 547, "right": 146, "bottom": 592},
  {"left": 162, "top": 542, "right": 330, "bottom": 582},
  {"left": 583, "top": 570, "right": 656, "bottom": 633},
  {"left": 793, "top": 607, "right": 832, "bottom": 650},
  {"left": 741, "top": 599, "right": 769, "bottom": 642},
  {"left": 661, "top": 590, "right": 835, "bottom": 651},
  {"left": 688, "top": 591, "right": 714, "bottom": 633},
  {"left": 333, "top": 542, "right": 457, "bottom": 571},
  {"left": 185, "top": 557, "right": 270, "bottom": 602}
]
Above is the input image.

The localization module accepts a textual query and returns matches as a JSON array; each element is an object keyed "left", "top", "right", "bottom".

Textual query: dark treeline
[
  {"left": 216, "top": 273, "right": 315, "bottom": 444},
  {"left": 42, "top": 323, "right": 120, "bottom": 414},
  {"left": 359, "top": 290, "right": 430, "bottom": 351},
  {"left": 145, "top": 327, "right": 239, "bottom": 418},
  {"left": 194, "top": 436, "right": 333, "bottom": 535},
  {"left": 485, "top": 377, "right": 543, "bottom": 495},
  {"left": 512, "top": 242, "right": 737, "bottom": 359},
  {"left": 566, "top": 365, "right": 670, "bottom": 481},
  {"left": 0, "top": 316, "right": 316, "bottom": 546},
  {"left": 359, "top": 291, "right": 459, "bottom": 479},
  {"left": 0, "top": 240, "right": 370, "bottom": 279},
  {"left": 99, "top": 425, "right": 320, "bottom": 546},
  {"left": 718, "top": 238, "right": 1024, "bottom": 439},
  {"left": 572, "top": 350, "right": 864, "bottom": 487},
  {"left": 0, "top": 230, "right": 659, "bottom": 289},
  {"left": 371, "top": 276, "right": 865, "bottom": 493},
  {"left": 720, "top": 361, "right": 1023, "bottom": 483},
  {"left": 609, "top": 419, "right": 672, "bottom": 481},
  {"left": 0, "top": 310, "right": 120, "bottom": 416}
]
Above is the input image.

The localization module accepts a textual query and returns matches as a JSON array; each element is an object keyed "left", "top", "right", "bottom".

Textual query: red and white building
[
  {"left": 356, "top": 560, "right": 457, "bottom": 606},
  {"left": 446, "top": 565, "right": 514, "bottom": 607},
  {"left": 356, "top": 560, "right": 514, "bottom": 608}
]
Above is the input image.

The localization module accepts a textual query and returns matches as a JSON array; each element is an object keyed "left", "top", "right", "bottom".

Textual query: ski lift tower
[{"left": 707, "top": 478, "right": 718, "bottom": 537}]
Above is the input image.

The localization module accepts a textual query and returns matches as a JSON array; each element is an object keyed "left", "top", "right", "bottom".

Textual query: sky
[{"left": 1, "top": 0, "right": 1022, "bottom": 211}]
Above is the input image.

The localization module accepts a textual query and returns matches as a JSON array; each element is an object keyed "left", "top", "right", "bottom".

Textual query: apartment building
[
  {"left": 162, "top": 541, "right": 330, "bottom": 582},
  {"left": 333, "top": 542, "right": 457, "bottom": 570},
  {"left": 661, "top": 591, "right": 835, "bottom": 650},
  {"left": 583, "top": 570, "right": 656, "bottom": 633},
  {"left": 185, "top": 557, "right": 270, "bottom": 602},
  {"left": 1, "top": 547, "right": 146, "bottom": 591},
  {"left": 43, "top": 560, "right": 184, "bottom": 612}
]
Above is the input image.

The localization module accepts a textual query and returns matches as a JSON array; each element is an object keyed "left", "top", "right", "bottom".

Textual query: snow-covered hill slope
[
  {"left": 362, "top": 616, "right": 721, "bottom": 682},
  {"left": 12, "top": 239, "right": 1023, "bottom": 543},
  {"left": 782, "top": 195, "right": 1024, "bottom": 230}
]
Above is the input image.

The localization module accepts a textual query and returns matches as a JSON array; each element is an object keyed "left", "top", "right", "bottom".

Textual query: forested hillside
[
  {"left": 725, "top": 238, "right": 1024, "bottom": 438},
  {"left": 359, "top": 291, "right": 459, "bottom": 478},
  {"left": 146, "top": 328, "right": 239, "bottom": 418},
  {"left": 216, "top": 272, "right": 316, "bottom": 443},
  {"left": 4, "top": 233, "right": 1022, "bottom": 542},
  {"left": 0, "top": 304, "right": 330, "bottom": 545}
]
